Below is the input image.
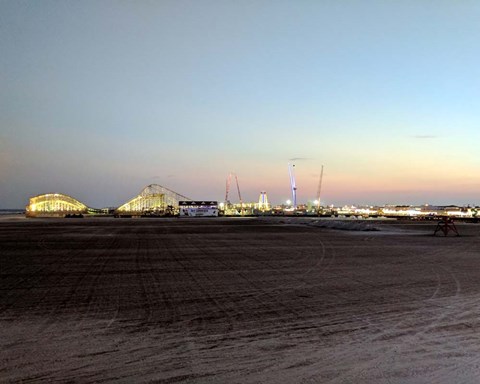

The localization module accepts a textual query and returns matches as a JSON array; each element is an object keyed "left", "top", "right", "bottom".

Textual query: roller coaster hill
[{"left": 25, "top": 185, "right": 193, "bottom": 218}]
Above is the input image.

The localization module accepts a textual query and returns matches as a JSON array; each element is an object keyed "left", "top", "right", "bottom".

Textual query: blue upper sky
[{"left": 1, "top": 0, "right": 479, "bottom": 208}]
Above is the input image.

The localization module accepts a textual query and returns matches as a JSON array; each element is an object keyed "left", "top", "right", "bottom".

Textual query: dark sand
[{"left": 1, "top": 216, "right": 480, "bottom": 383}]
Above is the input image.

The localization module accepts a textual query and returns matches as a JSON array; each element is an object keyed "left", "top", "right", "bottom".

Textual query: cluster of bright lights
[{"left": 27, "top": 193, "right": 87, "bottom": 213}]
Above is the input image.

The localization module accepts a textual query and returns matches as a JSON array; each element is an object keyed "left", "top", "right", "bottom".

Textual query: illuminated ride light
[
  {"left": 115, "top": 184, "right": 190, "bottom": 216},
  {"left": 26, "top": 193, "right": 88, "bottom": 217}
]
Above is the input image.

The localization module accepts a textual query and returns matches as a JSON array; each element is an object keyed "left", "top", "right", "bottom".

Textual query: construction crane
[
  {"left": 225, "top": 172, "right": 244, "bottom": 215},
  {"left": 288, "top": 163, "right": 297, "bottom": 210},
  {"left": 316, "top": 165, "right": 324, "bottom": 214}
]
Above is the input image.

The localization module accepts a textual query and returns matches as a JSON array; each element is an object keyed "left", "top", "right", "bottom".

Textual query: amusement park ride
[
  {"left": 224, "top": 172, "right": 244, "bottom": 215},
  {"left": 316, "top": 165, "right": 324, "bottom": 214},
  {"left": 288, "top": 163, "right": 325, "bottom": 214},
  {"left": 288, "top": 163, "right": 297, "bottom": 210}
]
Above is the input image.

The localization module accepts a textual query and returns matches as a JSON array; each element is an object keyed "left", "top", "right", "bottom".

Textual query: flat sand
[{"left": 1, "top": 216, "right": 480, "bottom": 383}]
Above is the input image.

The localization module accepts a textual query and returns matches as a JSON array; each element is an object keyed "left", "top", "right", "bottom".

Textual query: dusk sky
[{"left": 1, "top": 0, "right": 479, "bottom": 209}]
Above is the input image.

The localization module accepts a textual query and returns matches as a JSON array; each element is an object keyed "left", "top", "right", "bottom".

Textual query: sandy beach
[{"left": 1, "top": 216, "right": 480, "bottom": 383}]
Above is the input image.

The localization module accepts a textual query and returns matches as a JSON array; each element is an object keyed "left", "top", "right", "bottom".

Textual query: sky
[{"left": 1, "top": 0, "right": 479, "bottom": 209}]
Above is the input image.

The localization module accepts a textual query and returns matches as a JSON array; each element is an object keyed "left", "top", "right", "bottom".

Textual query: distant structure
[
  {"left": 434, "top": 217, "right": 460, "bottom": 237},
  {"left": 115, "top": 184, "right": 190, "bottom": 217},
  {"left": 224, "top": 173, "right": 244, "bottom": 215},
  {"left": 315, "top": 165, "right": 324, "bottom": 213},
  {"left": 178, "top": 201, "right": 218, "bottom": 217},
  {"left": 258, "top": 191, "right": 270, "bottom": 211},
  {"left": 26, "top": 193, "right": 89, "bottom": 217},
  {"left": 26, "top": 184, "right": 190, "bottom": 218},
  {"left": 288, "top": 163, "right": 297, "bottom": 210}
]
